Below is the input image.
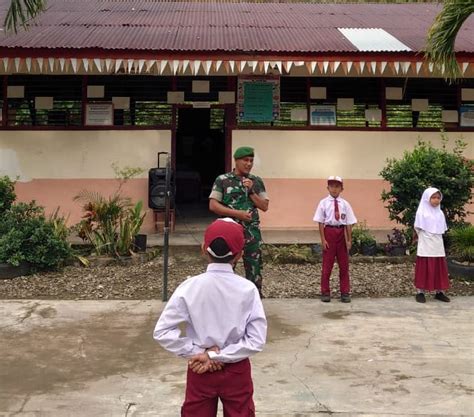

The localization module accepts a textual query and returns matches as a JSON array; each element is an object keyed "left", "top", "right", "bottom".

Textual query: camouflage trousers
[{"left": 243, "top": 225, "right": 263, "bottom": 291}]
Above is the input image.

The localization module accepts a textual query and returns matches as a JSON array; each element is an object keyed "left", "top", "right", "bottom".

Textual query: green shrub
[
  {"left": 262, "top": 244, "right": 314, "bottom": 264},
  {"left": 447, "top": 225, "right": 474, "bottom": 263},
  {"left": 380, "top": 136, "right": 473, "bottom": 228},
  {"left": 49, "top": 207, "right": 70, "bottom": 241},
  {"left": 0, "top": 176, "right": 16, "bottom": 215},
  {"left": 351, "top": 221, "right": 376, "bottom": 254},
  {"left": 0, "top": 202, "right": 72, "bottom": 269}
]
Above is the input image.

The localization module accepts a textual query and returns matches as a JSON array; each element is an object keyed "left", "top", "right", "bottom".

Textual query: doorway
[{"left": 175, "top": 107, "right": 226, "bottom": 227}]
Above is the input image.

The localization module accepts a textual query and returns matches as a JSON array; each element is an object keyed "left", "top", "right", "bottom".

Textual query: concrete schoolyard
[{"left": 0, "top": 298, "right": 473, "bottom": 416}]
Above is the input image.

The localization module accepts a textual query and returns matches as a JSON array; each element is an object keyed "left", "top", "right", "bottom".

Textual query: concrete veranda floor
[
  {"left": 149, "top": 203, "right": 394, "bottom": 246},
  {"left": 147, "top": 228, "right": 393, "bottom": 247},
  {"left": 1, "top": 298, "right": 473, "bottom": 416}
]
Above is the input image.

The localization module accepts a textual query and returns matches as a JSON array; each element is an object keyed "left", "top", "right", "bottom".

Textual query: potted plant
[
  {"left": 134, "top": 233, "right": 147, "bottom": 252},
  {"left": 351, "top": 222, "right": 377, "bottom": 256},
  {"left": 446, "top": 225, "right": 474, "bottom": 280},
  {"left": 122, "top": 201, "right": 147, "bottom": 254},
  {"left": 74, "top": 163, "right": 148, "bottom": 259},
  {"left": 384, "top": 228, "right": 408, "bottom": 256},
  {"left": 74, "top": 192, "right": 147, "bottom": 258}
]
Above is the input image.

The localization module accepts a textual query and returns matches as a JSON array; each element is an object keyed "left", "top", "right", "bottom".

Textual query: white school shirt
[
  {"left": 415, "top": 228, "right": 445, "bottom": 257},
  {"left": 153, "top": 263, "right": 267, "bottom": 363},
  {"left": 313, "top": 195, "right": 357, "bottom": 226}
]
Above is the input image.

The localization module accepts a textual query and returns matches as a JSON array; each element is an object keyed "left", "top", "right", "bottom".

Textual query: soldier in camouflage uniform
[{"left": 209, "top": 146, "right": 269, "bottom": 296}]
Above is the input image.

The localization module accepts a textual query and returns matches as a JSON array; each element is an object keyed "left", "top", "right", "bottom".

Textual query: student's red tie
[{"left": 334, "top": 199, "right": 340, "bottom": 221}]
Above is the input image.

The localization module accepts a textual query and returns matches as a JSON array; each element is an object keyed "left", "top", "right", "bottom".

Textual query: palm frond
[
  {"left": 425, "top": 0, "right": 474, "bottom": 81},
  {"left": 4, "top": 0, "right": 47, "bottom": 33},
  {"left": 73, "top": 190, "right": 105, "bottom": 205}
]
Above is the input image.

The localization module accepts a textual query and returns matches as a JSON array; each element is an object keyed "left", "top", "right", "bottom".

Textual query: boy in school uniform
[
  {"left": 313, "top": 176, "right": 357, "bottom": 303},
  {"left": 153, "top": 218, "right": 267, "bottom": 417}
]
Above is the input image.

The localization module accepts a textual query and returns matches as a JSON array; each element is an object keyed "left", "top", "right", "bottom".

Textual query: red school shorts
[{"left": 181, "top": 358, "right": 255, "bottom": 417}]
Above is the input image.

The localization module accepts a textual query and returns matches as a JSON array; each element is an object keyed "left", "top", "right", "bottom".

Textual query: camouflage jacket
[{"left": 209, "top": 171, "right": 268, "bottom": 227}]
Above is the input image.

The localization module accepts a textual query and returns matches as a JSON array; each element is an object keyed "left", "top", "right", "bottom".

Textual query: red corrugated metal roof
[{"left": 0, "top": 1, "right": 473, "bottom": 54}]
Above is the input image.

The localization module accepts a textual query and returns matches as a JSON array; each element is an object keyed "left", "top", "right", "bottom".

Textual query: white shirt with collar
[
  {"left": 313, "top": 194, "right": 357, "bottom": 226},
  {"left": 153, "top": 263, "right": 267, "bottom": 363}
]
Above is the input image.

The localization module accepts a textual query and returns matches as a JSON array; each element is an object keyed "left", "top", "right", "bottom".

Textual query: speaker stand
[{"left": 154, "top": 210, "right": 176, "bottom": 233}]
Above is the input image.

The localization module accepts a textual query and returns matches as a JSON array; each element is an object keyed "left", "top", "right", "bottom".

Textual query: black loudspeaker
[{"left": 148, "top": 168, "right": 175, "bottom": 210}]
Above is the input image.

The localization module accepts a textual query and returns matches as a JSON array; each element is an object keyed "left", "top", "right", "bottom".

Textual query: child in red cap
[
  {"left": 153, "top": 218, "right": 267, "bottom": 417},
  {"left": 313, "top": 176, "right": 357, "bottom": 303}
]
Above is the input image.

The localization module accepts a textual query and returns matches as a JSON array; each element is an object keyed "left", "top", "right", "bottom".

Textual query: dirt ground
[{"left": 0, "top": 247, "right": 471, "bottom": 300}]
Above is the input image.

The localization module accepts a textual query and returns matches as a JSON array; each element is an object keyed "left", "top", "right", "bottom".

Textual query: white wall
[
  {"left": 0, "top": 130, "right": 172, "bottom": 180},
  {"left": 232, "top": 130, "right": 474, "bottom": 179}
]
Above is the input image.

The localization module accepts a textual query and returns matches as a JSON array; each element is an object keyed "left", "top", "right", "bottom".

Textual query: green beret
[{"left": 233, "top": 146, "right": 254, "bottom": 159}]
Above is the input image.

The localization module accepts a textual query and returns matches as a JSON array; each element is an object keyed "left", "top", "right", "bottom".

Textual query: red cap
[{"left": 204, "top": 218, "right": 245, "bottom": 258}]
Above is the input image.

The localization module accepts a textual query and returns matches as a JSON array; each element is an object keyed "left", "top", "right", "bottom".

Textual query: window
[
  {"left": 7, "top": 75, "right": 82, "bottom": 127},
  {"left": 311, "top": 78, "right": 381, "bottom": 128},
  {"left": 386, "top": 79, "right": 456, "bottom": 128},
  {"left": 177, "top": 76, "right": 228, "bottom": 103},
  {"left": 2, "top": 74, "right": 469, "bottom": 131},
  {"left": 88, "top": 75, "right": 172, "bottom": 126},
  {"left": 210, "top": 108, "right": 225, "bottom": 130}
]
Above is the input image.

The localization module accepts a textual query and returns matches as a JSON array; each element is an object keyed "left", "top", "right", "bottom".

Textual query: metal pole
[{"left": 162, "top": 153, "right": 171, "bottom": 302}]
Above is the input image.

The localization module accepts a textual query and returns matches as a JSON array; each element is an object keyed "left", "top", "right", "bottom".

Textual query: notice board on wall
[
  {"left": 310, "top": 105, "right": 337, "bottom": 126},
  {"left": 85, "top": 103, "right": 114, "bottom": 126},
  {"left": 460, "top": 105, "right": 474, "bottom": 127},
  {"left": 237, "top": 77, "right": 280, "bottom": 122}
]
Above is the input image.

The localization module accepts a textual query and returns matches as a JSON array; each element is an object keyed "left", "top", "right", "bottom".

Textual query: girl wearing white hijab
[{"left": 414, "top": 187, "right": 450, "bottom": 303}]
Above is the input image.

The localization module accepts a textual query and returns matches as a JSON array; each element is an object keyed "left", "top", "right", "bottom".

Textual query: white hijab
[{"left": 414, "top": 187, "right": 447, "bottom": 234}]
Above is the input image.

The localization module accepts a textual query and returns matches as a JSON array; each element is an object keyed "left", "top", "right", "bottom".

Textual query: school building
[{"left": 0, "top": 0, "right": 473, "bottom": 233}]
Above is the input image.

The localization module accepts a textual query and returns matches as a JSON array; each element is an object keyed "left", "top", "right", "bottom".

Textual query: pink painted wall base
[
  {"left": 14, "top": 178, "right": 473, "bottom": 234},
  {"left": 15, "top": 178, "right": 157, "bottom": 234}
]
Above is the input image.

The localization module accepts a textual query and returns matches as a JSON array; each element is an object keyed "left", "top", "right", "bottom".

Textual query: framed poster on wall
[
  {"left": 310, "top": 105, "right": 336, "bottom": 126},
  {"left": 237, "top": 76, "right": 280, "bottom": 122},
  {"left": 460, "top": 105, "right": 474, "bottom": 127},
  {"left": 85, "top": 103, "right": 114, "bottom": 126}
]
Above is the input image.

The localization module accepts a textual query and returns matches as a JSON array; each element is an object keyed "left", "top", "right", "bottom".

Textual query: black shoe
[
  {"left": 340, "top": 293, "right": 351, "bottom": 303},
  {"left": 321, "top": 294, "right": 331, "bottom": 302},
  {"left": 434, "top": 292, "right": 450, "bottom": 302},
  {"left": 415, "top": 293, "right": 426, "bottom": 303}
]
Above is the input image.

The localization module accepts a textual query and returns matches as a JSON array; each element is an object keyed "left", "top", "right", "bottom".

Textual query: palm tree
[
  {"left": 4, "top": 0, "right": 46, "bottom": 33},
  {"left": 425, "top": 0, "right": 474, "bottom": 80}
]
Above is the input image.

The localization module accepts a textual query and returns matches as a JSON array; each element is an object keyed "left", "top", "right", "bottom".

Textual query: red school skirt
[{"left": 414, "top": 256, "right": 450, "bottom": 291}]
